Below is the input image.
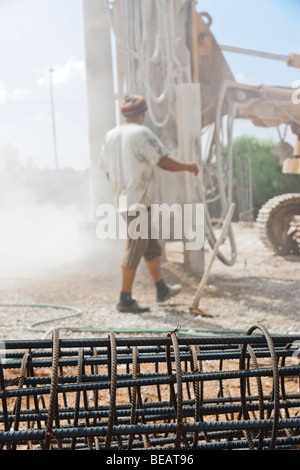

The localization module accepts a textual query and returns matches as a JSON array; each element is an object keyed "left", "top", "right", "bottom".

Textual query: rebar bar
[{"left": 1, "top": 323, "right": 300, "bottom": 450}]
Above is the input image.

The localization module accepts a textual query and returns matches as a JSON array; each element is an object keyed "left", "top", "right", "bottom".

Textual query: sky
[{"left": 0, "top": 0, "right": 300, "bottom": 170}]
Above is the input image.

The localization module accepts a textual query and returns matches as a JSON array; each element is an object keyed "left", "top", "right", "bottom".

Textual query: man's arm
[{"left": 157, "top": 156, "right": 199, "bottom": 176}]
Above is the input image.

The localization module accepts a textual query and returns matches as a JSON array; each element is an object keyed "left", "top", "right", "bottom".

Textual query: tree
[{"left": 232, "top": 135, "right": 300, "bottom": 218}]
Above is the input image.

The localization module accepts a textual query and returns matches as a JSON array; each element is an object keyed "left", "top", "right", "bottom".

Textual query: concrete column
[
  {"left": 82, "top": 0, "right": 116, "bottom": 217},
  {"left": 176, "top": 83, "right": 205, "bottom": 276}
]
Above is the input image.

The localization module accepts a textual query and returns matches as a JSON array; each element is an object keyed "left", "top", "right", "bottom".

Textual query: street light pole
[{"left": 49, "top": 68, "right": 58, "bottom": 170}]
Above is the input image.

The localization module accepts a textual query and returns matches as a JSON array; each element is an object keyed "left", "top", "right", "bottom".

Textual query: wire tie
[{"left": 168, "top": 325, "right": 181, "bottom": 336}]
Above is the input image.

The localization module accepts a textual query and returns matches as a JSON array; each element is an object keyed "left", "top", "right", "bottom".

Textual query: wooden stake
[{"left": 189, "top": 203, "right": 236, "bottom": 316}]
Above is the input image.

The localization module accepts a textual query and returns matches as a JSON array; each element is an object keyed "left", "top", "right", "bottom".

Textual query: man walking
[{"left": 99, "top": 95, "right": 199, "bottom": 313}]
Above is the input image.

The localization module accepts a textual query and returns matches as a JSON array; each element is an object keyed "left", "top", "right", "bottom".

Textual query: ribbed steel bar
[
  {"left": 1, "top": 323, "right": 300, "bottom": 450},
  {"left": 3, "top": 333, "right": 300, "bottom": 350}
]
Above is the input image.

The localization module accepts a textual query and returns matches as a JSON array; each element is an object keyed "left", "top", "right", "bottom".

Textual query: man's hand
[{"left": 185, "top": 162, "right": 199, "bottom": 176}]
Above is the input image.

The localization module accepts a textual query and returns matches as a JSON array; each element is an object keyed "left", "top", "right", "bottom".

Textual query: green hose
[{"left": 0, "top": 302, "right": 249, "bottom": 338}]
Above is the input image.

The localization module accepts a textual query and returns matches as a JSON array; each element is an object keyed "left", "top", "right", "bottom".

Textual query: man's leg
[
  {"left": 144, "top": 256, "right": 182, "bottom": 302},
  {"left": 118, "top": 266, "right": 149, "bottom": 313},
  {"left": 121, "top": 266, "right": 137, "bottom": 293},
  {"left": 117, "top": 210, "right": 152, "bottom": 313},
  {"left": 118, "top": 240, "right": 150, "bottom": 313},
  {"left": 118, "top": 265, "right": 150, "bottom": 312},
  {"left": 144, "top": 213, "right": 182, "bottom": 301},
  {"left": 143, "top": 256, "right": 162, "bottom": 283}
]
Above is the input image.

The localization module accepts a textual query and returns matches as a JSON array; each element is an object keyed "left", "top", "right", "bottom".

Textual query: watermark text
[{"left": 96, "top": 197, "right": 204, "bottom": 251}]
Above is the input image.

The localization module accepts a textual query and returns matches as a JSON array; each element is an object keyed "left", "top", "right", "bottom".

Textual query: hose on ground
[{"left": 0, "top": 302, "right": 253, "bottom": 338}]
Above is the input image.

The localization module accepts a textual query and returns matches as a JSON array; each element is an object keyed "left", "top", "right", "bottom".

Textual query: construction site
[{"left": 1, "top": 0, "right": 300, "bottom": 453}]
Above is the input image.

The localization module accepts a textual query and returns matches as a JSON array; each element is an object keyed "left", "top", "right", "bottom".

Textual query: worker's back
[{"left": 99, "top": 123, "right": 168, "bottom": 211}]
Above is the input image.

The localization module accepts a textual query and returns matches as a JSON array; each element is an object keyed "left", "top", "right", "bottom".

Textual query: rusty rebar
[{"left": 1, "top": 324, "right": 300, "bottom": 450}]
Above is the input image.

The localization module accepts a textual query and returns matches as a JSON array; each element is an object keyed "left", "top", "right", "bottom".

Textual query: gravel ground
[{"left": 0, "top": 222, "right": 299, "bottom": 341}]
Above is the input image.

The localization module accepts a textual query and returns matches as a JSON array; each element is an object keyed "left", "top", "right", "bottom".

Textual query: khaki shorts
[{"left": 121, "top": 208, "right": 162, "bottom": 270}]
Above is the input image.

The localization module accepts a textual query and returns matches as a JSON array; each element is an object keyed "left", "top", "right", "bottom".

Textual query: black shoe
[
  {"left": 156, "top": 284, "right": 182, "bottom": 302},
  {"left": 117, "top": 299, "right": 150, "bottom": 313}
]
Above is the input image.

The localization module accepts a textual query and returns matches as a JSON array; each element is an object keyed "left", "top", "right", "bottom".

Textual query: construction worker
[{"left": 99, "top": 95, "right": 199, "bottom": 313}]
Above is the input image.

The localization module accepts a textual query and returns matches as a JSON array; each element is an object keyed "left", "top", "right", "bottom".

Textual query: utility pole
[{"left": 49, "top": 68, "right": 58, "bottom": 170}]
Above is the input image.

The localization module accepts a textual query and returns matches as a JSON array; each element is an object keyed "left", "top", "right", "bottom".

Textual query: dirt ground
[{"left": 0, "top": 222, "right": 299, "bottom": 341}]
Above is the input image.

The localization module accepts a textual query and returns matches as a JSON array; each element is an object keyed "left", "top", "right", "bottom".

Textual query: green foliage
[{"left": 232, "top": 135, "right": 300, "bottom": 217}]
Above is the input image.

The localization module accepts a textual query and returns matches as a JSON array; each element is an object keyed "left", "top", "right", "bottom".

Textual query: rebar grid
[{"left": 1, "top": 323, "right": 300, "bottom": 450}]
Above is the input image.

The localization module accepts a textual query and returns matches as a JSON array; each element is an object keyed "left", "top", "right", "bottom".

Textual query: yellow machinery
[
  {"left": 82, "top": 0, "right": 300, "bottom": 264},
  {"left": 256, "top": 139, "right": 300, "bottom": 255}
]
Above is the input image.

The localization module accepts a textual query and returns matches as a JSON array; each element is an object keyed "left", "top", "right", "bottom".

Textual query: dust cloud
[
  {"left": 0, "top": 170, "right": 84, "bottom": 279},
  {"left": 0, "top": 164, "right": 123, "bottom": 280}
]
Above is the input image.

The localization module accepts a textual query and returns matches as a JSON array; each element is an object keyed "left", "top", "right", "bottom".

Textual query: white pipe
[{"left": 220, "top": 44, "right": 289, "bottom": 63}]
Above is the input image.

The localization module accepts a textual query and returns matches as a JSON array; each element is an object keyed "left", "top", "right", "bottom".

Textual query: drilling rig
[{"left": 82, "top": 0, "right": 300, "bottom": 270}]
